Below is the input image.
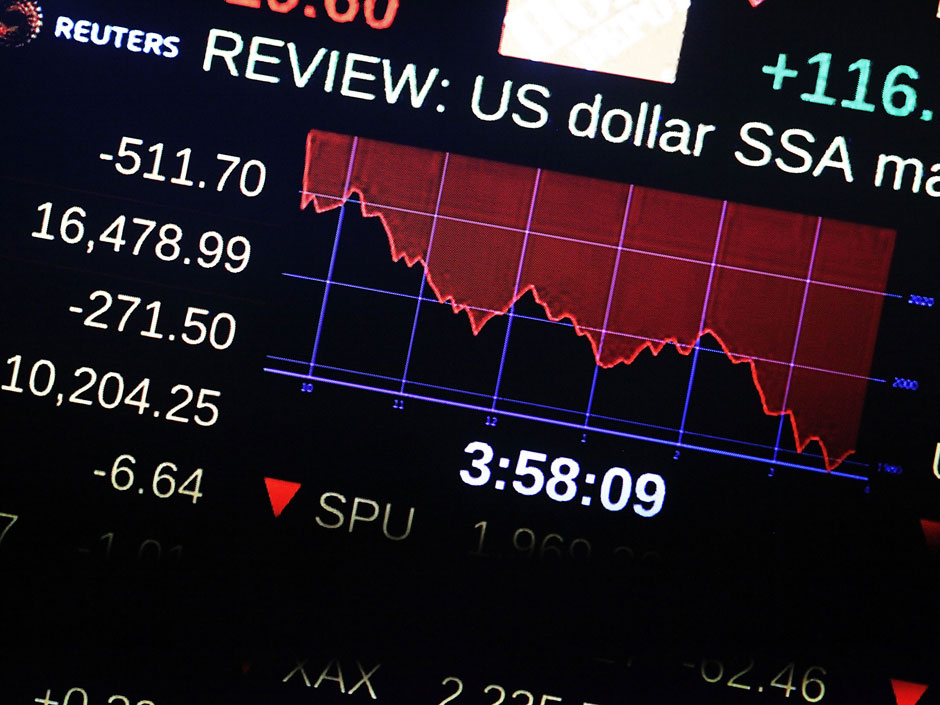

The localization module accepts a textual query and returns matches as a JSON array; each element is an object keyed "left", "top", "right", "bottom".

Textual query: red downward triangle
[
  {"left": 891, "top": 679, "right": 929, "bottom": 705},
  {"left": 264, "top": 477, "right": 302, "bottom": 518}
]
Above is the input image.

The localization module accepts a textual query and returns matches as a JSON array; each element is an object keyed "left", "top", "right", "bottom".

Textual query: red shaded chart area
[
  {"left": 301, "top": 130, "right": 895, "bottom": 470},
  {"left": 921, "top": 518, "right": 940, "bottom": 555}
]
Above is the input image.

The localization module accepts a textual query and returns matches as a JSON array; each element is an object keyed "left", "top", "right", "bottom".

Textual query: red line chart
[{"left": 299, "top": 129, "right": 895, "bottom": 471}]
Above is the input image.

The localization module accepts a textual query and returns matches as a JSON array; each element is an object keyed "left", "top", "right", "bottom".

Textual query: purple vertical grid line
[
  {"left": 491, "top": 167, "right": 543, "bottom": 411},
  {"left": 677, "top": 199, "right": 728, "bottom": 446},
  {"left": 772, "top": 215, "right": 823, "bottom": 461},
  {"left": 398, "top": 152, "right": 452, "bottom": 395},
  {"left": 583, "top": 184, "right": 635, "bottom": 428},
  {"left": 308, "top": 136, "right": 359, "bottom": 376}
]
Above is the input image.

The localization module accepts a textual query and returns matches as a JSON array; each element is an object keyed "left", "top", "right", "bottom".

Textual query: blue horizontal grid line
[
  {"left": 264, "top": 366, "right": 867, "bottom": 481},
  {"left": 266, "top": 356, "right": 861, "bottom": 467},
  {"left": 281, "top": 273, "right": 887, "bottom": 384}
]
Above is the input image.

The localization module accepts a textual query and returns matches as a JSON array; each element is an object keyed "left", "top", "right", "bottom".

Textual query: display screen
[{"left": 1, "top": 1, "right": 938, "bottom": 703}]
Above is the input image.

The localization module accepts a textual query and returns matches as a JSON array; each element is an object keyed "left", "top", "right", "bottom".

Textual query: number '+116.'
[{"left": 100, "top": 137, "right": 267, "bottom": 197}]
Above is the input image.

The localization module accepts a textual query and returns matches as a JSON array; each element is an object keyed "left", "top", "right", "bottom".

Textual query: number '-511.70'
[{"left": 101, "top": 137, "right": 267, "bottom": 198}]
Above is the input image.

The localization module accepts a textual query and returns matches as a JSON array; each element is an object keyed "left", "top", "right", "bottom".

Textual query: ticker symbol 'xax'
[{"left": 0, "top": 1, "right": 42, "bottom": 48}]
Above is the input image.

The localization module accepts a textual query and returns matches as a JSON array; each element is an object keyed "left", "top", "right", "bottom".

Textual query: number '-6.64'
[{"left": 101, "top": 453, "right": 204, "bottom": 504}]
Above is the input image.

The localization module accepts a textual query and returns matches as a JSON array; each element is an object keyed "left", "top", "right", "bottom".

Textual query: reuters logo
[{"left": 0, "top": 0, "right": 43, "bottom": 48}]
